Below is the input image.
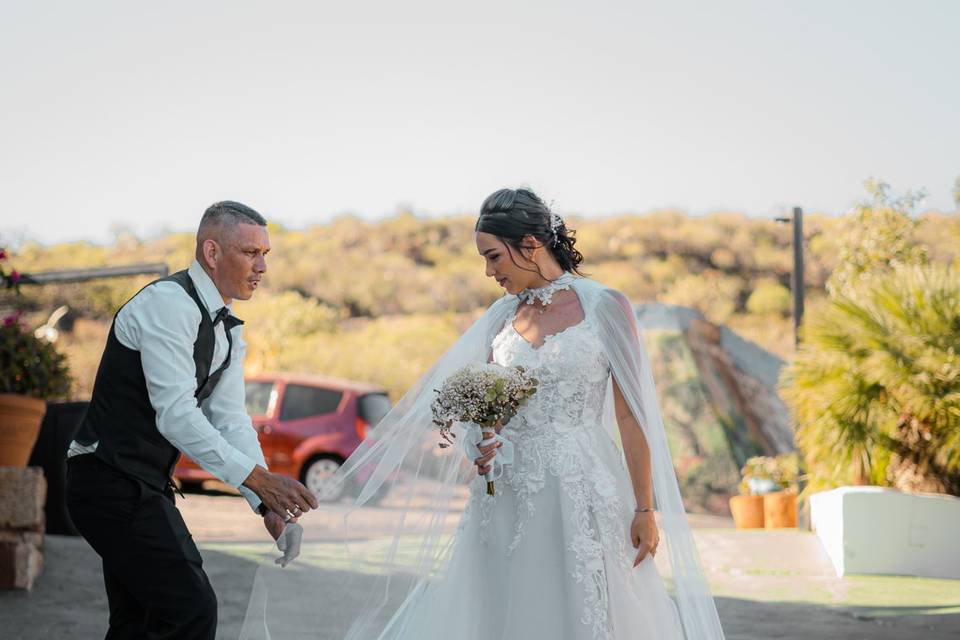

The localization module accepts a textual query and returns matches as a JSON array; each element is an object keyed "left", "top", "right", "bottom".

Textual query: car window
[
  {"left": 358, "top": 393, "right": 391, "bottom": 427},
  {"left": 280, "top": 384, "right": 343, "bottom": 421},
  {"left": 245, "top": 381, "right": 275, "bottom": 416}
]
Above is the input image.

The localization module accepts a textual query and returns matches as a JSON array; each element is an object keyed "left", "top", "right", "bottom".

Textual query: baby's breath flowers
[{"left": 431, "top": 363, "right": 538, "bottom": 495}]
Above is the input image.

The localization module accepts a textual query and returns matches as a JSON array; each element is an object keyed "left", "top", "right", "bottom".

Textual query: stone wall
[{"left": 0, "top": 466, "right": 46, "bottom": 590}]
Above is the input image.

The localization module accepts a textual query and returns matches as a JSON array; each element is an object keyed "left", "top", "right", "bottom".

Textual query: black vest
[{"left": 75, "top": 270, "right": 242, "bottom": 490}]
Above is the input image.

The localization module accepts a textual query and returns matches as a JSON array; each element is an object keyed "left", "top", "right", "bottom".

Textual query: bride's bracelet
[{"left": 634, "top": 507, "right": 655, "bottom": 514}]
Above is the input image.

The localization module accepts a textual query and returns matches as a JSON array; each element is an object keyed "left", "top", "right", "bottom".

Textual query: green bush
[
  {"left": 746, "top": 281, "right": 791, "bottom": 316},
  {"left": 662, "top": 271, "right": 743, "bottom": 324},
  {"left": 781, "top": 264, "right": 960, "bottom": 495},
  {"left": 0, "top": 315, "right": 72, "bottom": 399}
]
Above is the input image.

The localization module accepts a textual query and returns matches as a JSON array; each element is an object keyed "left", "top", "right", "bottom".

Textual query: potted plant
[
  {"left": 729, "top": 457, "right": 769, "bottom": 528},
  {"left": 730, "top": 454, "right": 800, "bottom": 529},
  {"left": 761, "top": 453, "right": 800, "bottom": 528},
  {"left": 0, "top": 247, "right": 72, "bottom": 466}
]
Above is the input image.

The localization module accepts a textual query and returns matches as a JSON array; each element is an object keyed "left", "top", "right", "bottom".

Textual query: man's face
[{"left": 211, "top": 223, "right": 270, "bottom": 302}]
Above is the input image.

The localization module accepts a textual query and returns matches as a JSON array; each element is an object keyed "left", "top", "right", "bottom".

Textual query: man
[{"left": 66, "top": 201, "right": 318, "bottom": 640}]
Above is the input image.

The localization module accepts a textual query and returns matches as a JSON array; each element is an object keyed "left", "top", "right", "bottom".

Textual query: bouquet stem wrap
[
  {"left": 461, "top": 422, "right": 514, "bottom": 496},
  {"left": 481, "top": 426, "right": 498, "bottom": 495}
]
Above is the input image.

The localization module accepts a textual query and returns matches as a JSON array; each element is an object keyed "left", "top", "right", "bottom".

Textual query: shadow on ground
[
  {"left": 714, "top": 596, "right": 960, "bottom": 640},
  {"left": 0, "top": 536, "right": 259, "bottom": 640},
  {"left": 2, "top": 535, "right": 958, "bottom": 639}
]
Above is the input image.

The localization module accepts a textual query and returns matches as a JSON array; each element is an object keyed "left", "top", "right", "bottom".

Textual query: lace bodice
[
  {"left": 488, "top": 310, "right": 620, "bottom": 513},
  {"left": 492, "top": 316, "right": 611, "bottom": 447}
]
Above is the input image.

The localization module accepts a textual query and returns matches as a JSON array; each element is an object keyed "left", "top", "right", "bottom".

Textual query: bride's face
[{"left": 476, "top": 232, "right": 540, "bottom": 295}]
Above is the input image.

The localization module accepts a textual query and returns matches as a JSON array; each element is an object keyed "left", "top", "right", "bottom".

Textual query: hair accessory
[{"left": 549, "top": 212, "right": 562, "bottom": 246}]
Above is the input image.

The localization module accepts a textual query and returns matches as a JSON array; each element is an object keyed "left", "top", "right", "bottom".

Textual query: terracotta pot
[
  {"left": 0, "top": 393, "right": 47, "bottom": 467},
  {"left": 763, "top": 491, "right": 798, "bottom": 529},
  {"left": 729, "top": 494, "right": 765, "bottom": 529}
]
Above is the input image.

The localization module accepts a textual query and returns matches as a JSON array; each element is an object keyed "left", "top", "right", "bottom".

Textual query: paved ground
[{"left": 2, "top": 488, "right": 959, "bottom": 639}]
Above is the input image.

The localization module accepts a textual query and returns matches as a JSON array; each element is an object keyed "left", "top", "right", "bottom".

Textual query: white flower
[{"left": 431, "top": 363, "right": 539, "bottom": 437}]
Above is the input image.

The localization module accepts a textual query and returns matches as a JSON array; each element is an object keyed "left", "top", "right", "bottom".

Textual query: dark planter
[{"left": 28, "top": 401, "right": 89, "bottom": 536}]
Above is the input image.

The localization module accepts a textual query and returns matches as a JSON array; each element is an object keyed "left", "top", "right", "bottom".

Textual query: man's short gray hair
[{"left": 199, "top": 201, "right": 268, "bottom": 233}]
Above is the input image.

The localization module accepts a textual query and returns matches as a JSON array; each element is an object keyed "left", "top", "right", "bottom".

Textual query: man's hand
[
  {"left": 631, "top": 511, "right": 660, "bottom": 567},
  {"left": 243, "top": 465, "right": 319, "bottom": 519}
]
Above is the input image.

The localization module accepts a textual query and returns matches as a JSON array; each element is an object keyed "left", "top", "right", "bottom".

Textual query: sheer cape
[{"left": 240, "top": 278, "right": 724, "bottom": 640}]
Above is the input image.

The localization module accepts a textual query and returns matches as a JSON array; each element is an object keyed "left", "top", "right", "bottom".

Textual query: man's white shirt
[{"left": 68, "top": 260, "right": 266, "bottom": 512}]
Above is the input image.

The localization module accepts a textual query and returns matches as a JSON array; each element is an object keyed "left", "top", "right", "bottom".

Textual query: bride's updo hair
[{"left": 475, "top": 187, "right": 584, "bottom": 275}]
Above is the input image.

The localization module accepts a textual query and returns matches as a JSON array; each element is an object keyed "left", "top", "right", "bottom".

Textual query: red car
[{"left": 175, "top": 373, "right": 391, "bottom": 501}]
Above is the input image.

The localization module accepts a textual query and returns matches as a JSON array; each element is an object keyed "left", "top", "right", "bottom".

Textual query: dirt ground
[{"left": 2, "top": 489, "right": 958, "bottom": 639}]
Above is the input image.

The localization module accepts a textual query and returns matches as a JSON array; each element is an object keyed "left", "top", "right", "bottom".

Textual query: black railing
[{"left": 17, "top": 263, "right": 169, "bottom": 286}]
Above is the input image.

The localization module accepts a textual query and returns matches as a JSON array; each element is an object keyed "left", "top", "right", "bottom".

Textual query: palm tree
[{"left": 781, "top": 264, "right": 960, "bottom": 495}]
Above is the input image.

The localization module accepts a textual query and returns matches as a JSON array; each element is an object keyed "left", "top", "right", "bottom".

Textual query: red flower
[
  {"left": 10, "top": 270, "right": 19, "bottom": 283},
  {"left": 0, "top": 249, "right": 6, "bottom": 261},
  {"left": 3, "top": 311, "right": 22, "bottom": 327}
]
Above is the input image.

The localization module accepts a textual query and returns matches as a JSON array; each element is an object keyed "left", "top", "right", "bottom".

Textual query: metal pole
[
  {"left": 16, "top": 263, "right": 170, "bottom": 286},
  {"left": 774, "top": 207, "right": 809, "bottom": 529},
  {"left": 791, "top": 207, "right": 804, "bottom": 346},
  {"left": 774, "top": 208, "right": 806, "bottom": 346},
  {"left": 790, "top": 207, "right": 808, "bottom": 528}
]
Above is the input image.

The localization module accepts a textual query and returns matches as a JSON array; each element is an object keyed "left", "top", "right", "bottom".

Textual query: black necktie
[
  {"left": 214, "top": 308, "right": 233, "bottom": 376},
  {"left": 212, "top": 307, "right": 243, "bottom": 367},
  {"left": 196, "top": 307, "right": 245, "bottom": 404},
  {"left": 213, "top": 307, "right": 230, "bottom": 326},
  {"left": 213, "top": 307, "right": 244, "bottom": 331}
]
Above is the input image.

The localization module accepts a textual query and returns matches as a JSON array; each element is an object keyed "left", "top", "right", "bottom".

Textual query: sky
[{"left": 2, "top": 0, "right": 958, "bottom": 245}]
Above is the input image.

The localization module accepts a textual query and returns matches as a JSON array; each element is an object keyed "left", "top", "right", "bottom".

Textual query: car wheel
[{"left": 302, "top": 456, "right": 346, "bottom": 502}]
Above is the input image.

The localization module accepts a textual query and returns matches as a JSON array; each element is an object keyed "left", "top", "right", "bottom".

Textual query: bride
[{"left": 241, "top": 188, "right": 725, "bottom": 640}]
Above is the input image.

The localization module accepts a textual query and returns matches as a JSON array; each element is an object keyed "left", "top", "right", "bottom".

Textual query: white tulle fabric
[{"left": 240, "top": 278, "right": 725, "bottom": 640}]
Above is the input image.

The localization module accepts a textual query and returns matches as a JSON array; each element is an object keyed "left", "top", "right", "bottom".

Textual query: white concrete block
[{"left": 810, "top": 486, "right": 960, "bottom": 579}]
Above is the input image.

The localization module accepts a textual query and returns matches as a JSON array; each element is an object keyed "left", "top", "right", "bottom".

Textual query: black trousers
[{"left": 66, "top": 454, "right": 217, "bottom": 640}]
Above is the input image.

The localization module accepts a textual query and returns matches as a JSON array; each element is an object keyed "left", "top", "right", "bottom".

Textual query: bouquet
[{"left": 431, "top": 363, "right": 538, "bottom": 495}]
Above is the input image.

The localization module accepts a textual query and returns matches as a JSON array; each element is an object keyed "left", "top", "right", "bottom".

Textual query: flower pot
[
  {"left": 729, "top": 494, "right": 765, "bottom": 529},
  {"left": 763, "top": 491, "right": 798, "bottom": 529},
  {"left": 0, "top": 393, "right": 47, "bottom": 467}
]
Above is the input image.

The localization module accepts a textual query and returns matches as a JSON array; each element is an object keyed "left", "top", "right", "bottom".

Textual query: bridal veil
[{"left": 240, "top": 278, "right": 724, "bottom": 640}]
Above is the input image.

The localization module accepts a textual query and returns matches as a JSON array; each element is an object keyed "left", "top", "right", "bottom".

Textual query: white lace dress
[{"left": 381, "top": 311, "right": 685, "bottom": 640}]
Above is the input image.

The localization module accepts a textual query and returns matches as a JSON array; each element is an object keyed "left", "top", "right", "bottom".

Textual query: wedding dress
[
  {"left": 240, "top": 277, "right": 724, "bottom": 640},
  {"left": 376, "top": 304, "right": 685, "bottom": 639}
]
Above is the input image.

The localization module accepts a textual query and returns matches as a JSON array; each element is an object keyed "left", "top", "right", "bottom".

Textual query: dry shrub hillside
[{"left": 7, "top": 208, "right": 959, "bottom": 400}]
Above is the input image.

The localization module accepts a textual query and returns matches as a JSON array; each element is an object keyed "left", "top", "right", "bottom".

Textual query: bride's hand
[
  {"left": 631, "top": 511, "right": 659, "bottom": 567},
  {"left": 263, "top": 510, "right": 296, "bottom": 541},
  {"left": 473, "top": 440, "right": 502, "bottom": 476}
]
